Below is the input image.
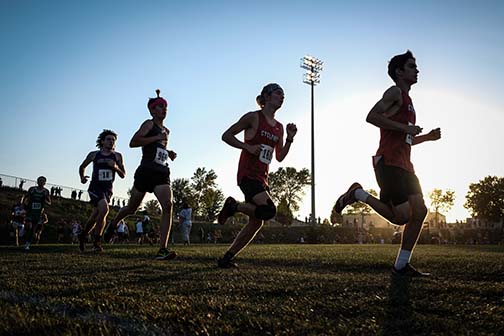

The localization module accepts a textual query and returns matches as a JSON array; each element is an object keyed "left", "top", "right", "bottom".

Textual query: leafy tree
[
  {"left": 172, "top": 178, "right": 192, "bottom": 215},
  {"left": 465, "top": 176, "right": 504, "bottom": 222},
  {"left": 268, "top": 167, "right": 310, "bottom": 215},
  {"left": 190, "top": 167, "right": 223, "bottom": 220},
  {"left": 144, "top": 199, "right": 161, "bottom": 216},
  {"left": 200, "top": 188, "right": 224, "bottom": 222},
  {"left": 275, "top": 197, "right": 294, "bottom": 226},
  {"left": 330, "top": 206, "right": 343, "bottom": 225},
  {"left": 428, "top": 188, "right": 455, "bottom": 226}
]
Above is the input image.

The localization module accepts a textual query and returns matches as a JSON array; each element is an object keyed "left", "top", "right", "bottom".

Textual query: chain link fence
[{"left": 0, "top": 173, "right": 128, "bottom": 206}]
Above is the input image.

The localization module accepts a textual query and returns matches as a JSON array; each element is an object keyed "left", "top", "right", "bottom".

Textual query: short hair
[
  {"left": 96, "top": 129, "right": 117, "bottom": 148},
  {"left": 388, "top": 50, "right": 415, "bottom": 82},
  {"left": 256, "top": 83, "right": 283, "bottom": 108},
  {"left": 37, "top": 176, "right": 47, "bottom": 183}
]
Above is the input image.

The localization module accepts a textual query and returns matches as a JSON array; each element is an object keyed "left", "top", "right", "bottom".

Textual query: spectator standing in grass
[{"left": 178, "top": 202, "right": 192, "bottom": 245}]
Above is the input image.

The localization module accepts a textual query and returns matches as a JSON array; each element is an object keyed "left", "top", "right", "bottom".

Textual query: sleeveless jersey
[
  {"left": 375, "top": 89, "right": 416, "bottom": 172},
  {"left": 27, "top": 187, "right": 49, "bottom": 214},
  {"left": 90, "top": 151, "right": 119, "bottom": 191},
  {"left": 237, "top": 111, "right": 283, "bottom": 186},
  {"left": 12, "top": 203, "right": 26, "bottom": 223},
  {"left": 141, "top": 122, "right": 170, "bottom": 173}
]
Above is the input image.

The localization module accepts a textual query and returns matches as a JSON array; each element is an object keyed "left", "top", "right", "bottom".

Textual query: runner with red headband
[{"left": 105, "top": 90, "right": 178, "bottom": 260}]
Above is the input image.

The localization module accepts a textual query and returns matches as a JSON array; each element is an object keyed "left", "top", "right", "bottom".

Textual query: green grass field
[{"left": 0, "top": 244, "right": 502, "bottom": 335}]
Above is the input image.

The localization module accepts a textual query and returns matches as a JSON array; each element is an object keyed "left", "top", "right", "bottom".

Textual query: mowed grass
[{"left": 0, "top": 244, "right": 503, "bottom": 336}]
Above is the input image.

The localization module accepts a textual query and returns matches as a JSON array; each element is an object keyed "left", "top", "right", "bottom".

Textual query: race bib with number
[
  {"left": 405, "top": 122, "right": 413, "bottom": 145},
  {"left": 98, "top": 169, "right": 114, "bottom": 181},
  {"left": 154, "top": 147, "right": 169, "bottom": 166},
  {"left": 32, "top": 202, "right": 42, "bottom": 210},
  {"left": 259, "top": 144, "right": 273, "bottom": 164}
]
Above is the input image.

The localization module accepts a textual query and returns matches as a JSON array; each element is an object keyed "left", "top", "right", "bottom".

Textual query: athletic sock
[
  {"left": 355, "top": 189, "right": 369, "bottom": 202},
  {"left": 394, "top": 249, "right": 411, "bottom": 270}
]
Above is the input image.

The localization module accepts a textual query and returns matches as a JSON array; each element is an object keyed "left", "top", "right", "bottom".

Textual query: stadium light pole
[{"left": 300, "top": 55, "right": 323, "bottom": 226}]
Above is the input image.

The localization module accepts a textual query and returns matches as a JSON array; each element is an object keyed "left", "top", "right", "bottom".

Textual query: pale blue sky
[{"left": 1, "top": 0, "right": 503, "bottom": 222}]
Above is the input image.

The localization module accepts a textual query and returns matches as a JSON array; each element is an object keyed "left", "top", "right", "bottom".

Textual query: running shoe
[
  {"left": 92, "top": 241, "right": 104, "bottom": 253},
  {"left": 217, "top": 196, "right": 237, "bottom": 225},
  {"left": 217, "top": 258, "right": 238, "bottom": 269},
  {"left": 334, "top": 182, "right": 362, "bottom": 214},
  {"left": 155, "top": 248, "right": 177, "bottom": 261},
  {"left": 392, "top": 263, "right": 431, "bottom": 277}
]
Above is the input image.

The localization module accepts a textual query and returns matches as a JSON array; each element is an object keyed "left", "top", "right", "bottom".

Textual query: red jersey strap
[
  {"left": 237, "top": 111, "right": 283, "bottom": 186},
  {"left": 374, "top": 89, "right": 416, "bottom": 173}
]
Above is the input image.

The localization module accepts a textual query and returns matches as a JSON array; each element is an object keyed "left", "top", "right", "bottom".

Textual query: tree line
[{"left": 143, "top": 168, "right": 503, "bottom": 225}]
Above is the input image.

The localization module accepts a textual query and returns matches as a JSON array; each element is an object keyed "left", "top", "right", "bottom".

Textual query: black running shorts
[
  {"left": 374, "top": 158, "right": 422, "bottom": 206},
  {"left": 239, "top": 177, "right": 270, "bottom": 203},
  {"left": 133, "top": 165, "right": 171, "bottom": 193}
]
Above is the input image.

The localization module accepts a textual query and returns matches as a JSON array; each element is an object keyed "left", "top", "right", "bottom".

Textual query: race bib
[
  {"left": 154, "top": 147, "right": 169, "bottom": 166},
  {"left": 259, "top": 144, "right": 274, "bottom": 164},
  {"left": 98, "top": 169, "right": 114, "bottom": 181},
  {"left": 405, "top": 122, "right": 413, "bottom": 145},
  {"left": 32, "top": 202, "right": 41, "bottom": 210}
]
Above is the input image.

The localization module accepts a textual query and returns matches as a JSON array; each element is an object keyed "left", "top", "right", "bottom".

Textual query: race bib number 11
[{"left": 98, "top": 169, "right": 113, "bottom": 181}]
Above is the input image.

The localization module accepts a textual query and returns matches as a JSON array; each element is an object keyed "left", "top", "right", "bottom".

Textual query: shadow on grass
[{"left": 380, "top": 275, "right": 417, "bottom": 335}]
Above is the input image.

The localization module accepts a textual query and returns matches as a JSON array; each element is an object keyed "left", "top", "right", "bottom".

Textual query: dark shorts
[
  {"left": 134, "top": 165, "right": 171, "bottom": 193},
  {"left": 374, "top": 158, "right": 422, "bottom": 206},
  {"left": 25, "top": 212, "right": 41, "bottom": 225},
  {"left": 88, "top": 188, "right": 113, "bottom": 207},
  {"left": 239, "top": 177, "right": 270, "bottom": 203}
]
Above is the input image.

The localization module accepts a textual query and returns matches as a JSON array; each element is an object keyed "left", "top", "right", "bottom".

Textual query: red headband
[{"left": 148, "top": 97, "right": 168, "bottom": 110}]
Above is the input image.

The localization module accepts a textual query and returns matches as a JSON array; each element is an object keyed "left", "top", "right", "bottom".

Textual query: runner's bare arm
[
  {"left": 113, "top": 152, "right": 126, "bottom": 178},
  {"left": 79, "top": 151, "right": 96, "bottom": 184},
  {"left": 276, "top": 123, "right": 297, "bottom": 162},
  {"left": 130, "top": 120, "right": 165, "bottom": 148},
  {"left": 366, "top": 87, "right": 421, "bottom": 135},
  {"left": 412, "top": 128, "right": 441, "bottom": 146},
  {"left": 222, "top": 112, "right": 261, "bottom": 156}
]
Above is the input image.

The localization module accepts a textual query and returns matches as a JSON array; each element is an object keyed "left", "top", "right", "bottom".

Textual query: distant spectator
[
  {"left": 0, "top": 177, "right": 3, "bottom": 188},
  {"left": 78, "top": 190, "right": 83, "bottom": 200},
  {"left": 71, "top": 220, "right": 82, "bottom": 244},
  {"left": 178, "top": 203, "right": 192, "bottom": 245},
  {"left": 136, "top": 219, "right": 144, "bottom": 244},
  {"left": 122, "top": 199, "right": 126, "bottom": 207},
  {"left": 50, "top": 186, "right": 55, "bottom": 197},
  {"left": 199, "top": 227, "right": 205, "bottom": 243},
  {"left": 19, "top": 179, "right": 26, "bottom": 190},
  {"left": 57, "top": 220, "right": 66, "bottom": 243},
  {"left": 117, "top": 220, "right": 127, "bottom": 243},
  {"left": 71, "top": 190, "right": 77, "bottom": 200}
]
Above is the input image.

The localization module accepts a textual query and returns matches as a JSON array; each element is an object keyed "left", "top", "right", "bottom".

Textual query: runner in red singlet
[
  {"left": 334, "top": 51, "right": 441, "bottom": 277},
  {"left": 216, "top": 83, "right": 297, "bottom": 268}
]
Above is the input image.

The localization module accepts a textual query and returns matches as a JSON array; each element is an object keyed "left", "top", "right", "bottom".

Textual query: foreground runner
[
  {"left": 24, "top": 176, "right": 51, "bottom": 250},
  {"left": 105, "top": 90, "right": 177, "bottom": 260},
  {"left": 334, "top": 50, "right": 441, "bottom": 277},
  {"left": 216, "top": 83, "right": 297, "bottom": 268},
  {"left": 78, "top": 129, "right": 125, "bottom": 252}
]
